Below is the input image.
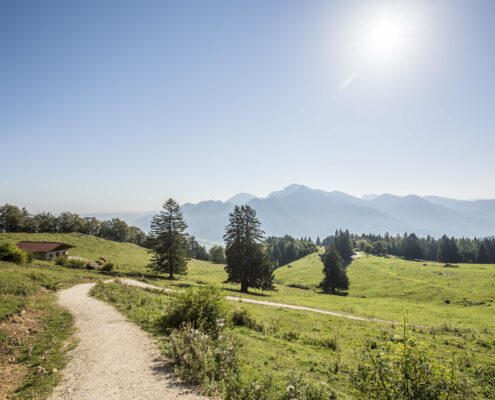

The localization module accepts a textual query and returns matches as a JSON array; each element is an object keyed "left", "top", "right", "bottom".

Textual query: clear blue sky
[{"left": 1, "top": 0, "right": 494, "bottom": 213}]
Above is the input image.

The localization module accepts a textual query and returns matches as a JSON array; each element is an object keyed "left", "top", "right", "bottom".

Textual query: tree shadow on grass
[{"left": 223, "top": 287, "right": 271, "bottom": 297}]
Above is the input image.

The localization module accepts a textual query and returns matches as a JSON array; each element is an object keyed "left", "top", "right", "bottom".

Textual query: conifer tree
[
  {"left": 148, "top": 198, "right": 189, "bottom": 279},
  {"left": 477, "top": 242, "right": 490, "bottom": 264},
  {"left": 320, "top": 245, "right": 349, "bottom": 294},
  {"left": 224, "top": 205, "right": 273, "bottom": 292},
  {"left": 333, "top": 229, "right": 354, "bottom": 260},
  {"left": 437, "top": 235, "right": 461, "bottom": 263}
]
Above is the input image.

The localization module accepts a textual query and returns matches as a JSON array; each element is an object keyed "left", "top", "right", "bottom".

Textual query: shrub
[
  {"left": 167, "top": 323, "right": 238, "bottom": 395},
  {"left": 163, "top": 285, "right": 227, "bottom": 338},
  {"left": 231, "top": 308, "right": 264, "bottom": 332},
  {"left": 227, "top": 371, "right": 337, "bottom": 400},
  {"left": 55, "top": 256, "right": 69, "bottom": 266},
  {"left": 353, "top": 326, "right": 471, "bottom": 399},
  {"left": 56, "top": 257, "right": 86, "bottom": 269},
  {"left": 101, "top": 261, "right": 115, "bottom": 272},
  {"left": 0, "top": 242, "right": 29, "bottom": 264},
  {"left": 69, "top": 258, "right": 87, "bottom": 269}
]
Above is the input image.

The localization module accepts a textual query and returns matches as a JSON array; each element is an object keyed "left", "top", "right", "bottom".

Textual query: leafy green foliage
[
  {"left": 209, "top": 245, "right": 226, "bottom": 264},
  {"left": 0, "top": 203, "right": 147, "bottom": 246},
  {"left": 231, "top": 307, "right": 264, "bottom": 332},
  {"left": 55, "top": 256, "right": 86, "bottom": 269},
  {"left": 101, "top": 260, "right": 115, "bottom": 272},
  {"left": 163, "top": 285, "right": 227, "bottom": 338},
  {"left": 227, "top": 371, "right": 337, "bottom": 400},
  {"left": 353, "top": 327, "right": 471, "bottom": 399},
  {"left": 167, "top": 323, "right": 239, "bottom": 394},
  {"left": 187, "top": 235, "right": 210, "bottom": 260},
  {"left": 0, "top": 242, "right": 29, "bottom": 264}
]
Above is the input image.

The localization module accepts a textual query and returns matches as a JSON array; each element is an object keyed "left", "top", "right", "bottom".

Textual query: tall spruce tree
[
  {"left": 224, "top": 205, "right": 274, "bottom": 292},
  {"left": 477, "top": 242, "right": 490, "bottom": 264},
  {"left": 320, "top": 245, "right": 349, "bottom": 294},
  {"left": 148, "top": 198, "right": 189, "bottom": 279}
]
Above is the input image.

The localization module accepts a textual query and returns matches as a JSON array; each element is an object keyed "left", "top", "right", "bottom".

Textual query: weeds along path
[
  {"left": 49, "top": 283, "right": 207, "bottom": 400},
  {"left": 115, "top": 279, "right": 425, "bottom": 328}
]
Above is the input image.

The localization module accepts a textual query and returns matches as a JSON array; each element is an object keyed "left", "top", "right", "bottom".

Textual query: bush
[
  {"left": 353, "top": 327, "right": 471, "bottom": 399},
  {"left": 231, "top": 308, "right": 264, "bottom": 332},
  {"left": 167, "top": 323, "right": 238, "bottom": 395},
  {"left": 227, "top": 371, "right": 336, "bottom": 400},
  {"left": 101, "top": 261, "right": 115, "bottom": 272},
  {"left": 55, "top": 256, "right": 68, "bottom": 266},
  {"left": 55, "top": 256, "right": 86, "bottom": 269},
  {"left": 163, "top": 285, "right": 227, "bottom": 338},
  {"left": 0, "top": 242, "right": 29, "bottom": 264}
]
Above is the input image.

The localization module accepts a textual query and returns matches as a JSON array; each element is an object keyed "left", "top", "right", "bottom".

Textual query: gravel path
[{"left": 49, "top": 282, "right": 207, "bottom": 400}]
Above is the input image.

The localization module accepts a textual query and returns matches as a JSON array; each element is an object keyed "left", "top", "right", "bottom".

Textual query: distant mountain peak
[
  {"left": 227, "top": 192, "right": 257, "bottom": 205},
  {"left": 267, "top": 184, "right": 311, "bottom": 199}
]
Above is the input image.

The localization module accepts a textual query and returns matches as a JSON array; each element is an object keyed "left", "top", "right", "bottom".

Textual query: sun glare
[{"left": 365, "top": 14, "right": 407, "bottom": 61}]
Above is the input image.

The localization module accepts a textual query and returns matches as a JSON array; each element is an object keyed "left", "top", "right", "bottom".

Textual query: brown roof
[{"left": 16, "top": 241, "right": 74, "bottom": 253}]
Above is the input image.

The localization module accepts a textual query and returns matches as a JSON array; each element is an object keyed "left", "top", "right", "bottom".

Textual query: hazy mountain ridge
[{"left": 87, "top": 185, "right": 495, "bottom": 242}]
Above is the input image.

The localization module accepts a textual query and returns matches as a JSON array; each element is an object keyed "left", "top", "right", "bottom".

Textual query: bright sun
[
  {"left": 355, "top": 8, "right": 417, "bottom": 69},
  {"left": 365, "top": 14, "right": 407, "bottom": 60}
]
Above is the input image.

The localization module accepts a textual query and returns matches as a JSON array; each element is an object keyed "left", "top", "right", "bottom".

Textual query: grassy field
[
  {"left": 0, "top": 232, "right": 150, "bottom": 274},
  {"left": 92, "top": 281, "right": 495, "bottom": 399},
  {"left": 144, "top": 252, "right": 495, "bottom": 332},
  {"left": 2, "top": 233, "right": 494, "bottom": 398}
]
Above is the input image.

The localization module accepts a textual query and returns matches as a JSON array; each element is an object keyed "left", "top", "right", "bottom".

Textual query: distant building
[{"left": 16, "top": 241, "right": 74, "bottom": 260}]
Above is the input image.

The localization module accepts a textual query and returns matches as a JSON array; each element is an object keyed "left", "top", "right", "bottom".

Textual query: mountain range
[{"left": 86, "top": 185, "right": 495, "bottom": 243}]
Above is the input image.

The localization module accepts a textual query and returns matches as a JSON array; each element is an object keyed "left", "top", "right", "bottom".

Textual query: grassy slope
[
  {"left": 0, "top": 232, "right": 150, "bottom": 274},
  {"left": 146, "top": 252, "right": 495, "bottom": 331},
  {"left": 272, "top": 253, "right": 495, "bottom": 330}
]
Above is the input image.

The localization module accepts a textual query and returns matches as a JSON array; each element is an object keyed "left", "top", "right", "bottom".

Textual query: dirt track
[{"left": 48, "top": 282, "right": 207, "bottom": 400}]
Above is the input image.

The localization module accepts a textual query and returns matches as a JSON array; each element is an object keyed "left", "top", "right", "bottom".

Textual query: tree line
[
  {"left": 265, "top": 235, "right": 317, "bottom": 266},
  {"left": 0, "top": 203, "right": 147, "bottom": 246},
  {"left": 323, "top": 231, "right": 495, "bottom": 264}
]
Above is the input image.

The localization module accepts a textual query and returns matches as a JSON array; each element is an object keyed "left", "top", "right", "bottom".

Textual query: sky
[{"left": 1, "top": 0, "right": 494, "bottom": 213}]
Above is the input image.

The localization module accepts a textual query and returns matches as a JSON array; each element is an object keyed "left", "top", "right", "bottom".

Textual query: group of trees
[
  {"left": 148, "top": 200, "right": 275, "bottom": 292},
  {"left": 265, "top": 235, "right": 317, "bottom": 266},
  {"left": 148, "top": 199, "right": 350, "bottom": 295},
  {"left": 321, "top": 230, "right": 355, "bottom": 260},
  {"left": 350, "top": 232, "right": 495, "bottom": 264},
  {"left": 0, "top": 203, "right": 147, "bottom": 246}
]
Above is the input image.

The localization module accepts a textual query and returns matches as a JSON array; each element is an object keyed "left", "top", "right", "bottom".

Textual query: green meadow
[
  {"left": 1, "top": 233, "right": 494, "bottom": 398},
  {"left": 0, "top": 232, "right": 150, "bottom": 274}
]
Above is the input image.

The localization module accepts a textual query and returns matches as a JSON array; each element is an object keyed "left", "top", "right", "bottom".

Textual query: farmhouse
[{"left": 16, "top": 241, "right": 74, "bottom": 260}]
